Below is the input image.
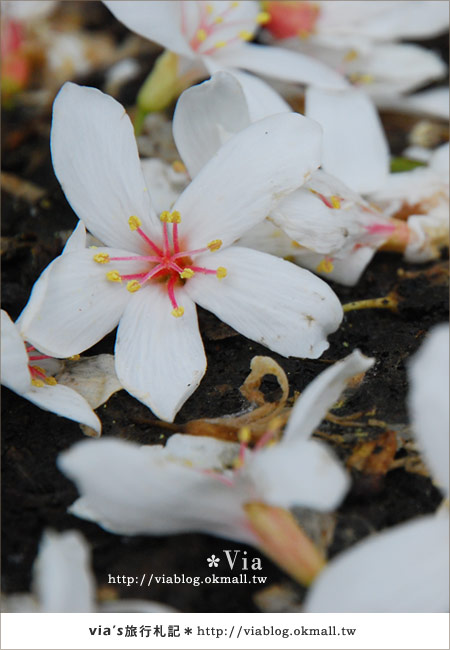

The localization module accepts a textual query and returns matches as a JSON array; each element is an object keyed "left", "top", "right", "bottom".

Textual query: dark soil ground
[{"left": 1, "top": 1, "right": 449, "bottom": 613}]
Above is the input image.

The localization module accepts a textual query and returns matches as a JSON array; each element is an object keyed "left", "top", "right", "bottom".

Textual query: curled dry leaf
[{"left": 183, "top": 355, "right": 291, "bottom": 442}]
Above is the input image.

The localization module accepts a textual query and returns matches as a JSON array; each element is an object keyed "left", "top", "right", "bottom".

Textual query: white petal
[
  {"left": 430, "top": 143, "right": 450, "bottom": 178},
  {"left": 173, "top": 71, "right": 253, "bottom": 178},
  {"left": 115, "top": 283, "right": 206, "bottom": 422},
  {"left": 24, "top": 383, "right": 101, "bottom": 435},
  {"left": 305, "top": 86, "right": 389, "bottom": 193},
  {"left": 408, "top": 325, "right": 449, "bottom": 495},
  {"left": 58, "top": 438, "right": 256, "bottom": 545},
  {"left": 17, "top": 222, "right": 88, "bottom": 334},
  {"left": 283, "top": 350, "right": 375, "bottom": 443},
  {"left": 244, "top": 438, "right": 349, "bottom": 511},
  {"left": 140, "top": 158, "right": 187, "bottom": 214},
  {"left": 174, "top": 112, "right": 322, "bottom": 249},
  {"left": 272, "top": 170, "right": 389, "bottom": 256},
  {"left": 380, "top": 86, "right": 449, "bottom": 120},
  {"left": 363, "top": 43, "right": 447, "bottom": 95},
  {"left": 165, "top": 433, "right": 240, "bottom": 471},
  {"left": 229, "top": 70, "right": 292, "bottom": 122},
  {"left": 51, "top": 83, "right": 160, "bottom": 253},
  {"left": 103, "top": 1, "right": 192, "bottom": 57},
  {"left": 217, "top": 42, "right": 348, "bottom": 90},
  {"left": 33, "top": 530, "right": 95, "bottom": 613},
  {"left": 293, "top": 246, "right": 376, "bottom": 287},
  {"left": 1, "top": 310, "right": 31, "bottom": 395},
  {"left": 20, "top": 248, "right": 134, "bottom": 357},
  {"left": 304, "top": 515, "right": 449, "bottom": 613},
  {"left": 237, "top": 219, "right": 299, "bottom": 258},
  {"left": 57, "top": 354, "right": 122, "bottom": 410},
  {"left": 184, "top": 246, "right": 343, "bottom": 358},
  {"left": 357, "top": 1, "right": 449, "bottom": 40},
  {"left": 3, "top": 0, "right": 57, "bottom": 21},
  {"left": 62, "top": 220, "right": 87, "bottom": 253}
]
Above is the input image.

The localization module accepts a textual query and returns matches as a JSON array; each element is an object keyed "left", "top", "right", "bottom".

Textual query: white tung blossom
[
  {"left": 58, "top": 351, "right": 373, "bottom": 547},
  {"left": 20, "top": 82, "right": 343, "bottom": 422},
  {"left": 1, "top": 309, "right": 101, "bottom": 434},
  {"left": 304, "top": 325, "right": 449, "bottom": 613},
  {"left": 103, "top": 0, "right": 347, "bottom": 92}
]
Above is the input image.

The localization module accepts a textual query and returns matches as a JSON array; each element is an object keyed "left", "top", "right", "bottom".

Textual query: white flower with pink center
[
  {"left": 57, "top": 351, "right": 372, "bottom": 546},
  {"left": 21, "top": 82, "right": 343, "bottom": 422},
  {"left": 1, "top": 309, "right": 101, "bottom": 434},
  {"left": 103, "top": 0, "right": 347, "bottom": 91}
]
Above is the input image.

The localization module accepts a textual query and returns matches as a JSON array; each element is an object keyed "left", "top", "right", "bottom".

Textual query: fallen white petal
[
  {"left": 174, "top": 112, "right": 322, "bottom": 249},
  {"left": 58, "top": 437, "right": 256, "bottom": 544},
  {"left": 184, "top": 246, "right": 343, "bottom": 359},
  {"left": 304, "top": 514, "right": 449, "bottom": 612},
  {"left": 408, "top": 324, "right": 449, "bottom": 496},
  {"left": 24, "top": 383, "right": 102, "bottom": 435},
  {"left": 283, "top": 350, "right": 375, "bottom": 443},
  {"left": 1, "top": 310, "right": 31, "bottom": 395},
  {"left": 20, "top": 248, "right": 135, "bottom": 358},
  {"left": 115, "top": 283, "right": 206, "bottom": 422},
  {"left": 51, "top": 83, "right": 160, "bottom": 252},
  {"left": 305, "top": 86, "right": 389, "bottom": 193},
  {"left": 33, "top": 530, "right": 95, "bottom": 613},
  {"left": 56, "top": 354, "right": 122, "bottom": 410}
]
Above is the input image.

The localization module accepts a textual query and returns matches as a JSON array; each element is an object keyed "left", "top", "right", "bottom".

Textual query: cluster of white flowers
[{"left": 1, "top": 0, "right": 448, "bottom": 615}]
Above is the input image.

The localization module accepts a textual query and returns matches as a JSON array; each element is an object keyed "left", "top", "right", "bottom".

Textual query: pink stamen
[
  {"left": 140, "top": 263, "right": 166, "bottom": 284},
  {"left": 317, "top": 193, "right": 334, "bottom": 208},
  {"left": 28, "top": 355, "right": 52, "bottom": 361},
  {"left": 200, "top": 469, "right": 234, "bottom": 487},
  {"left": 172, "top": 246, "right": 209, "bottom": 260},
  {"left": 167, "top": 275, "right": 179, "bottom": 310},
  {"left": 162, "top": 221, "right": 170, "bottom": 256},
  {"left": 30, "top": 366, "right": 47, "bottom": 379},
  {"left": 109, "top": 254, "right": 161, "bottom": 263},
  {"left": 136, "top": 227, "right": 163, "bottom": 256},
  {"left": 254, "top": 428, "right": 277, "bottom": 451},
  {"left": 190, "top": 265, "right": 217, "bottom": 275},
  {"left": 366, "top": 222, "right": 397, "bottom": 235},
  {"left": 172, "top": 222, "right": 180, "bottom": 254}
]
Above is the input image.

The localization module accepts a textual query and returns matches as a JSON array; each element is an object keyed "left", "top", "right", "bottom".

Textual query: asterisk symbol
[
  {"left": 184, "top": 628, "right": 192, "bottom": 635},
  {"left": 207, "top": 554, "right": 220, "bottom": 567}
]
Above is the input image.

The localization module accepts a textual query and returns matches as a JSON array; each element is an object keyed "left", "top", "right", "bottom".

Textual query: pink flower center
[
  {"left": 182, "top": 1, "right": 270, "bottom": 55},
  {"left": 94, "top": 212, "right": 226, "bottom": 318},
  {"left": 26, "top": 344, "right": 58, "bottom": 387},
  {"left": 264, "top": 1, "right": 321, "bottom": 40}
]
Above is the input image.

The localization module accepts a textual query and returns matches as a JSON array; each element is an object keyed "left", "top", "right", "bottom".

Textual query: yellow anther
[
  {"left": 206, "top": 3, "right": 214, "bottom": 14},
  {"left": 330, "top": 195, "right": 341, "bottom": 209},
  {"left": 233, "top": 457, "right": 244, "bottom": 470},
  {"left": 126, "top": 280, "right": 141, "bottom": 293},
  {"left": 68, "top": 354, "right": 81, "bottom": 361},
  {"left": 128, "top": 215, "right": 142, "bottom": 231},
  {"left": 170, "top": 210, "right": 181, "bottom": 224},
  {"left": 231, "top": 1, "right": 240, "bottom": 7},
  {"left": 216, "top": 267, "right": 227, "bottom": 279},
  {"left": 32, "top": 365, "right": 45, "bottom": 375},
  {"left": 106, "top": 270, "right": 122, "bottom": 283},
  {"left": 180, "top": 268, "right": 195, "bottom": 279},
  {"left": 316, "top": 258, "right": 334, "bottom": 273},
  {"left": 214, "top": 40, "right": 227, "bottom": 48},
  {"left": 256, "top": 11, "right": 270, "bottom": 24},
  {"left": 172, "top": 160, "right": 187, "bottom": 174},
  {"left": 239, "top": 30, "right": 253, "bottom": 40},
  {"left": 93, "top": 252, "right": 110, "bottom": 264},
  {"left": 207, "top": 239, "right": 222, "bottom": 252},
  {"left": 160, "top": 210, "right": 171, "bottom": 222},
  {"left": 238, "top": 426, "right": 252, "bottom": 444},
  {"left": 214, "top": 16, "right": 224, "bottom": 23},
  {"left": 291, "top": 240, "right": 302, "bottom": 249},
  {"left": 298, "top": 29, "right": 311, "bottom": 39},
  {"left": 31, "top": 379, "right": 45, "bottom": 388},
  {"left": 196, "top": 28, "right": 207, "bottom": 42},
  {"left": 348, "top": 73, "right": 374, "bottom": 85},
  {"left": 45, "top": 376, "right": 57, "bottom": 386},
  {"left": 171, "top": 306, "right": 185, "bottom": 318},
  {"left": 344, "top": 48, "right": 358, "bottom": 62}
]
